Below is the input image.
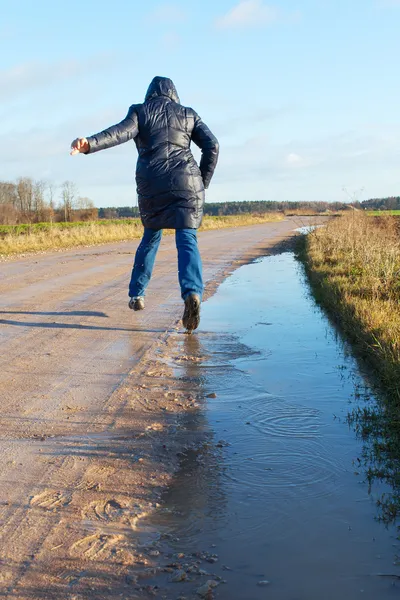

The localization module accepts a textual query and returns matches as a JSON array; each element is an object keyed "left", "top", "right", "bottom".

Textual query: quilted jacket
[{"left": 86, "top": 76, "right": 219, "bottom": 229}]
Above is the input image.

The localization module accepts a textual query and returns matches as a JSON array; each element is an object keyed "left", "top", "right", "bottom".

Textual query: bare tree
[
  {"left": 33, "top": 180, "right": 48, "bottom": 222},
  {"left": 61, "top": 180, "right": 77, "bottom": 222},
  {"left": 75, "top": 196, "right": 97, "bottom": 221},
  {"left": 76, "top": 196, "right": 94, "bottom": 210},
  {"left": 0, "top": 181, "right": 17, "bottom": 206},
  {"left": 17, "top": 177, "right": 34, "bottom": 222},
  {"left": 0, "top": 181, "right": 18, "bottom": 224},
  {"left": 46, "top": 181, "right": 57, "bottom": 223}
]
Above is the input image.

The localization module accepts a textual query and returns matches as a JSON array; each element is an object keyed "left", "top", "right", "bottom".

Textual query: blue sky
[{"left": 1, "top": 0, "right": 400, "bottom": 207}]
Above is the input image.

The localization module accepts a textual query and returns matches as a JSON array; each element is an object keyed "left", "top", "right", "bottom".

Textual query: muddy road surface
[{"left": 0, "top": 219, "right": 307, "bottom": 599}]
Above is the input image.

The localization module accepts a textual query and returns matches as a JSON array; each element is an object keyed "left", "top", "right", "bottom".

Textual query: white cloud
[
  {"left": 147, "top": 3, "right": 187, "bottom": 23},
  {"left": 216, "top": 0, "right": 298, "bottom": 29},
  {"left": 0, "top": 55, "right": 113, "bottom": 102},
  {"left": 286, "top": 152, "right": 302, "bottom": 165}
]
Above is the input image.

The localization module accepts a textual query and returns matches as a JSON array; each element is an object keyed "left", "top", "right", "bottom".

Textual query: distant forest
[
  {"left": 97, "top": 197, "right": 400, "bottom": 218},
  {"left": 358, "top": 196, "right": 400, "bottom": 211},
  {"left": 99, "top": 200, "right": 349, "bottom": 219},
  {"left": 1, "top": 176, "right": 399, "bottom": 225},
  {"left": 99, "top": 196, "right": 400, "bottom": 219}
]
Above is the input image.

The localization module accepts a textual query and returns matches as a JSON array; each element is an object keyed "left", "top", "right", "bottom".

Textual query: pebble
[
  {"left": 171, "top": 570, "right": 187, "bottom": 583},
  {"left": 148, "top": 550, "right": 160, "bottom": 557},
  {"left": 206, "top": 392, "right": 217, "bottom": 399},
  {"left": 144, "top": 585, "right": 158, "bottom": 596},
  {"left": 216, "top": 440, "right": 229, "bottom": 448},
  {"left": 196, "top": 580, "right": 219, "bottom": 597}
]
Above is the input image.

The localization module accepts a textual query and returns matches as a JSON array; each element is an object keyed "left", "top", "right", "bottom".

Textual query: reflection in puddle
[
  {"left": 146, "top": 253, "right": 400, "bottom": 599},
  {"left": 347, "top": 383, "right": 400, "bottom": 527}
]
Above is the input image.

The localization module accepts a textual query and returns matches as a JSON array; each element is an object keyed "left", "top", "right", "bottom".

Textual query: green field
[
  {"left": 367, "top": 210, "right": 400, "bottom": 216},
  {"left": 0, "top": 219, "right": 142, "bottom": 238}
]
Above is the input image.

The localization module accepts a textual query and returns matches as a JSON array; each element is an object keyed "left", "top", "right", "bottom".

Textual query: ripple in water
[
  {"left": 143, "top": 253, "right": 399, "bottom": 600},
  {"left": 246, "top": 392, "right": 321, "bottom": 439}
]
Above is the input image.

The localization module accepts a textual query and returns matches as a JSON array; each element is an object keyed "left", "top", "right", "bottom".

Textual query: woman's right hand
[{"left": 70, "top": 138, "right": 89, "bottom": 155}]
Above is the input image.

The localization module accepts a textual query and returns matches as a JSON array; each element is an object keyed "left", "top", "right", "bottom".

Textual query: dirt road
[{"left": 0, "top": 219, "right": 307, "bottom": 599}]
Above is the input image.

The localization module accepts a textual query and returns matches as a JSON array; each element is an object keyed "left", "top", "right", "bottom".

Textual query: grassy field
[
  {"left": 0, "top": 213, "right": 283, "bottom": 257},
  {"left": 299, "top": 212, "right": 400, "bottom": 524},
  {"left": 367, "top": 210, "right": 400, "bottom": 216}
]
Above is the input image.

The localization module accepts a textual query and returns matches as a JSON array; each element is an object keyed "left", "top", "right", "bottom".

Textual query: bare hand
[{"left": 70, "top": 137, "right": 89, "bottom": 155}]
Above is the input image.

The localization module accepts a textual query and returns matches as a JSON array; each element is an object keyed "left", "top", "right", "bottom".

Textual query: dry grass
[
  {"left": 0, "top": 221, "right": 144, "bottom": 256},
  {"left": 301, "top": 212, "right": 400, "bottom": 525},
  {"left": 283, "top": 208, "right": 324, "bottom": 216},
  {"left": 0, "top": 213, "right": 283, "bottom": 257},
  {"left": 303, "top": 212, "right": 400, "bottom": 393},
  {"left": 201, "top": 213, "right": 282, "bottom": 230}
]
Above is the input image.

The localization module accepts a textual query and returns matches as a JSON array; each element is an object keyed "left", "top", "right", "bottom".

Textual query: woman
[{"left": 71, "top": 76, "right": 219, "bottom": 332}]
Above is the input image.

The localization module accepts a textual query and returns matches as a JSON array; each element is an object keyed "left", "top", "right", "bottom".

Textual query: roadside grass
[
  {"left": 201, "top": 213, "right": 282, "bottom": 230},
  {"left": 283, "top": 209, "right": 340, "bottom": 217},
  {"left": 0, "top": 213, "right": 283, "bottom": 257},
  {"left": 298, "top": 211, "right": 400, "bottom": 526}
]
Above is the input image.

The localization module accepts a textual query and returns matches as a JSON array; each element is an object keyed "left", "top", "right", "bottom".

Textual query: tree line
[
  {"left": 359, "top": 197, "right": 400, "bottom": 211},
  {"left": 80, "top": 198, "right": 400, "bottom": 219},
  {"left": 2, "top": 176, "right": 399, "bottom": 225},
  {"left": 0, "top": 178, "right": 97, "bottom": 225},
  {"left": 202, "top": 200, "right": 349, "bottom": 215},
  {"left": 99, "top": 200, "right": 349, "bottom": 219},
  {"left": 98, "top": 206, "right": 140, "bottom": 219}
]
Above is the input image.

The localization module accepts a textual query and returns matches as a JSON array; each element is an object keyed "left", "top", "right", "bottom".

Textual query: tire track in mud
[
  {"left": 29, "top": 490, "right": 72, "bottom": 511},
  {"left": 0, "top": 327, "right": 198, "bottom": 598}
]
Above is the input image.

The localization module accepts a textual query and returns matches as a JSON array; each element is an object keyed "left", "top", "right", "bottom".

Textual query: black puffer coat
[{"left": 86, "top": 76, "right": 219, "bottom": 230}]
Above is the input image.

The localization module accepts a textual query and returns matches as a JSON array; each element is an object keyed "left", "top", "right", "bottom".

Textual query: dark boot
[
  {"left": 129, "top": 297, "right": 145, "bottom": 311},
  {"left": 182, "top": 293, "right": 201, "bottom": 332}
]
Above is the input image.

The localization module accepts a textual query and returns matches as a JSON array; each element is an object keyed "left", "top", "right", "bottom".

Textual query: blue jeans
[{"left": 129, "top": 228, "right": 203, "bottom": 300}]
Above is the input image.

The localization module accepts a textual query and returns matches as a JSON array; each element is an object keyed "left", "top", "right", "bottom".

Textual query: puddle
[
  {"left": 144, "top": 253, "right": 400, "bottom": 599},
  {"left": 295, "top": 225, "right": 319, "bottom": 234}
]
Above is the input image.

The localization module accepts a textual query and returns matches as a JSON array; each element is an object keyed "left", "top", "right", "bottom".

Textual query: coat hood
[{"left": 145, "top": 76, "right": 180, "bottom": 103}]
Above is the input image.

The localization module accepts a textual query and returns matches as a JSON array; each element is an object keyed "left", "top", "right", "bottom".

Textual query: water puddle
[{"left": 144, "top": 252, "right": 400, "bottom": 599}]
